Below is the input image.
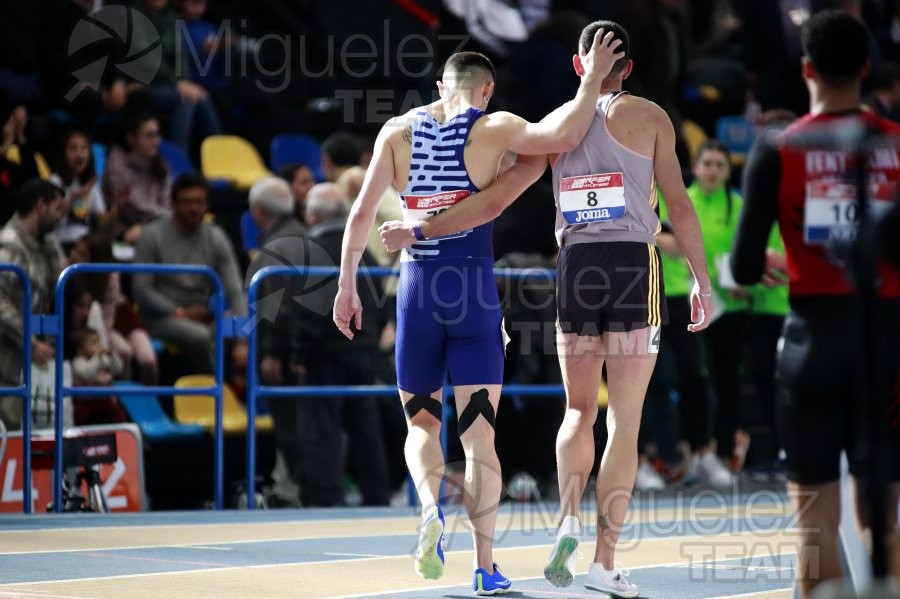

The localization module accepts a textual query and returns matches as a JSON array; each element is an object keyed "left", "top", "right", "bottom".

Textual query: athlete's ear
[
  {"left": 622, "top": 59, "right": 634, "bottom": 80},
  {"left": 437, "top": 80, "right": 446, "bottom": 98},
  {"left": 483, "top": 80, "right": 495, "bottom": 104},
  {"left": 573, "top": 54, "right": 585, "bottom": 77}
]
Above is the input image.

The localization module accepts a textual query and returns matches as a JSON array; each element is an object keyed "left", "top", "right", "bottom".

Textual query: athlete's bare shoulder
[{"left": 608, "top": 94, "right": 669, "bottom": 128}]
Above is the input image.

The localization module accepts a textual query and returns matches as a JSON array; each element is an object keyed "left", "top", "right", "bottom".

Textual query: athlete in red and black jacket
[{"left": 730, "top": 11, "right": 899, "bottom": 599}]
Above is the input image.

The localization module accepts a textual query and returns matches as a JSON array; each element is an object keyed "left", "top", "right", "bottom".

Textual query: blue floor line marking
[{"left": 0, "top": 513, "right": 793, "bottom": 585}]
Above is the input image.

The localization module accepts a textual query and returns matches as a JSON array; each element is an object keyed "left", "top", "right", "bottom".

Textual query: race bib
[
  {"left": 403, "top": 190, "right": 472, "bottom": 241},
  {"left": 559, "top": 173, "right": 626, "bottom": 225},
  {"left": 804, "top": 180, "right": 895, "bottom": 244}
]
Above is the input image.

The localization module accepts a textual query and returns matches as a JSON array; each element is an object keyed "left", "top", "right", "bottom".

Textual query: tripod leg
[{"left": 89, "top": 466, "right": 109, "bottom": 513}]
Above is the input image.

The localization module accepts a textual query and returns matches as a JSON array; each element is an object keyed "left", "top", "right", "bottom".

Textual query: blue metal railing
[
  {"left": 243, "top": 265, "right": 564, "bottom": 510},
  {"left": 53, "top": 263, "right": 228, "bottom": 512},
  {"left": 0, "top": 264, "right": 34, "bottom": 513}
]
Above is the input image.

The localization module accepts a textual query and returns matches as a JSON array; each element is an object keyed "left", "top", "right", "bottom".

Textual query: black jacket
[
  {"left": 289, "top": 219, "right": 386, "bottom": 366},
  {"left": 245, "top": 214, "right": 308, "bottom": 360}
]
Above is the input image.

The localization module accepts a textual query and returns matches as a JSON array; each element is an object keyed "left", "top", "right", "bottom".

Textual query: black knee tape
[
  {"left": 457, "top": 388, "right": 495, "bottom": 436},
  {"left": 403, "top": 394, "right": 442, "bottom": 422}
]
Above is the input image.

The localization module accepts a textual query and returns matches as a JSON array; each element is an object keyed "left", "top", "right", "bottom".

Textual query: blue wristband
[{"left": 412, "top": 221, "right": 427, "bottom": 241}]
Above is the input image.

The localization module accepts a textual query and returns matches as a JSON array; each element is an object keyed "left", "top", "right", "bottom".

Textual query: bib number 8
[{"left": 587, "top": 191, "right": 598, "bottom": 207}]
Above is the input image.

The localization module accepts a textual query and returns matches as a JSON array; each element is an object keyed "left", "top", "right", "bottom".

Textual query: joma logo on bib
[{"left": 575, "top": 208, "right": 612, "bottom": 222}]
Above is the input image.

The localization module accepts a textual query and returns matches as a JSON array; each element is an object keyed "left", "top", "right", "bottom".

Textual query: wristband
[
  {"left": 412, "top": 221, "right": 427, "bottom": 242},
  {"left": 698, "top": 289, "right": 712, "bottom": 297}
]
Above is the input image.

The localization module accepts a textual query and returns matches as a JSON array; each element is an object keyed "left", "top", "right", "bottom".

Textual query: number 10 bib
[{"left": 559, "top": 173, "right": 627, "bottom": 225}]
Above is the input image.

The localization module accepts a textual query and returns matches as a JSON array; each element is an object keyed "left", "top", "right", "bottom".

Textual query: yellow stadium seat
[
  {"left": 200, "top": 135, "right": 271, "bottom": 189},
  {"left": 682, "top": 119, "right": 708, "bottom": 165},
  {"left": 5, "top": 146, "right": 52, "bottom": 180},
  {"left": 173, "top": 374, "right": 274, "bottom": 433}
]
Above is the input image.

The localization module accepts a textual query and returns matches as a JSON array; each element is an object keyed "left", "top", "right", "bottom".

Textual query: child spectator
[
  {"left": 51, "top": 130, "right": 109, "bottom": 249},
  {"left": 71, "top": 327, "right": 123, "bottom": 386},
  {"left": 68, "top": 233, "right": 159, "bottom": 386}
]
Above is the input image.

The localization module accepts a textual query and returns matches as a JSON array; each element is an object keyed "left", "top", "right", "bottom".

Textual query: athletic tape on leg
[
  {"left": 404, "top": 394, "right": 442, "bottom": 421},
  {"left": 457, "top": 388, "right": 495, "bottom": 436}
]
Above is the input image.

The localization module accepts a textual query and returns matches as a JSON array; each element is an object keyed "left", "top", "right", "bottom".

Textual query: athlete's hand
[
  {"left": 761, "top": 248, "right": 789, "bottom": 287},
  {"left": 380, "top": 220, "right": 417, "bottom": 253},
  {"left": 688, "top": 282, "right": 713, "bottom": 332},
  {"left": 580, "top": 28, "right": 625, "bottom": 85},
  {"left": 333, "top": 287, "right": 362, "bottom": 340}
]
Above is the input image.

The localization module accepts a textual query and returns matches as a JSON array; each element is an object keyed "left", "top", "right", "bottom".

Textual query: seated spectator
[
  {"left": 0, "top": 180, "right": 65, "bottom": 429},
  {"left": 0, "top": 91, "right": 40, "bottom": 226},
  {"left": 51, "top": 130, "right": 109, "bottom": 249},
  {"left": 132, "top": 174, "right": 247, "bottom": 376},
  {"left": 103, "top": 114, "right": 172, "bottom": 243},
  {"left": 64, "top": 279, "right": 128, "bottom": 425},
  {"left": 277, "top": 163, "right": 316, "bottom": 224},
  {"left": 71, "top": 327, "right": 123, "bottom": 387},
  {"left": 321, "top": 131, "right": 363, "bottom": 182},
  {"left": 290, "top": 183, "right": 390, "bottom": 507},
  {"left": 129, "top": 0, "right": 224, "bottom": 159},
  {"left": 68, "top": 233, "right": 159, "bottom": 386}
]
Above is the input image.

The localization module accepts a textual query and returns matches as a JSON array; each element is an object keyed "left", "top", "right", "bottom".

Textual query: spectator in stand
[
  {"left": 278, "top": 163, "right": 317, "bottom": 225},
  {"left": 0, "top": 91, "right": 40, "bottom": 227},
  {"left": 321, "top": 131, "right": 363, "bottom": 183},
  {"left": 68, "top": 233, "right": 159, "bottom": 386},
  {"left": 0, "top": 180, "right": 66, "bottom": 429},
  {"left": 245, "top": 176, "right": 306, "bottom": 503},
  {"left": 103, "top": 114, "right": 172, "bottom": 243},
  {"left": 128, "top": 0, "right": 224, "bottom": 159},
  {"left": 50, "top": 130, "right": 109, "bottom": 250},
  {"left": 63, "top": 278, "right": 128, "bottom": 426},
  {"left": 290, "top": 183, "right": 390, "bottom": 507},
  {"left": 132, "top": 174, "right": 247, "bottom": 376}
]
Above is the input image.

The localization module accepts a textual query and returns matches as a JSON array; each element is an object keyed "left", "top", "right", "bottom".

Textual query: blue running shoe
[
  {"left": 415, "top": 505, "right": 445, "bottom": 580},
  {"left": 473, "top": 563, "right": 512, "bottom": 596}
]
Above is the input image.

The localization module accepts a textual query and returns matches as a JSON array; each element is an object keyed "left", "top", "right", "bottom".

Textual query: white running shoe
[
  {"left": 687, "top": 451, "right": 734, "bottom": 488},
  {"left": 584, "top": 563, "right": 639, "bottom": 598},
  {"left": 544, "top": 515, "right": 580, "bottom": 587},
  {"left": 634, "top": 461, "right": 665, "bottom": 491}
]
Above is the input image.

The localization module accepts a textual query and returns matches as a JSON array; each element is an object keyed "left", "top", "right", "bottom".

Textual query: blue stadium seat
[
  {"left": 92, "top": 143, "right": 107, "bottom": 177},
  {"left": 715, "top": 115, "right": 757, "bottom": 165},
  {"left": 158, "top": 140, "right": 197, "bottom": 179},
  {"left": 270, "top": 133, "right": 325, "bottom": 181},
  {"left": 112, "top": 381, "right": 206, "bottom": 442},
  {"left": 240, "top": 210, "right": 262, "bottom": 253}
]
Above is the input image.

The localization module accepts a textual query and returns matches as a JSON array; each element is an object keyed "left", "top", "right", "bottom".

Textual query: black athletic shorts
[
  {"left": 777, "top": 297, "right": 900, "bottom": 485},
  {"left": 557, "top": 241, "right": 669, "bottom": 335}
]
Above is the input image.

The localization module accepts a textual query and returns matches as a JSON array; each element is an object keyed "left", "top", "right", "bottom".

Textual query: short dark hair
[
  {"left": 321, "top": 131, "right": 362, "bottom": 168},
  {"left": 696, "top": 139, "right": 732, "bottom": 164},
  {"left": 14, "top": 179, "right": 63, "bottom": 217},
  {"left": 441, "top": 52, "right": 496, "bottom": 84},
  {"left": 579, "top": 20, "right": 629, "bottom": 76},
  {"left": 802, "top": 10, "right": 869, "bottom": 87},
  {"left": 171, "top": 173, "right": 208, "bottom": 201}
]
